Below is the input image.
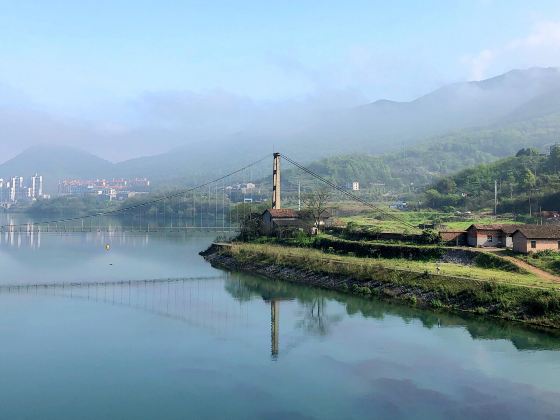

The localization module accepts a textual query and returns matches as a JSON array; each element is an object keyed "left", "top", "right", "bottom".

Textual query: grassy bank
[
  {"left": 515, "top": 251, "right": 560, "bottom": 276},
  {"left": 210, "top": 242, "right": 560, "bottom": 328}
]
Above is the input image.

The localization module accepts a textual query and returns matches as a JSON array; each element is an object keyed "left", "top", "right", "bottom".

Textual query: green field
[
  {"left": 337, "top": 208, "right": 520, "bottom": 233},
  {"left": 231, "top": 243, "right": 555, "bottom": 289}
]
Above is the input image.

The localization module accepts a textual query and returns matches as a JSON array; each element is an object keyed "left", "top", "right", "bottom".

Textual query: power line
[
  {"left": 280, "top": 153, "right": 417, "bottom": 230},
  {"left": 1, "top": 155, "right": 269, "bottom": 229}
]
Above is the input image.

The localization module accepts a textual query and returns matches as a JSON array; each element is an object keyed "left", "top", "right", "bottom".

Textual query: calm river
[{"left": 1, "top": 222, "right": 560, "bottom": 419}]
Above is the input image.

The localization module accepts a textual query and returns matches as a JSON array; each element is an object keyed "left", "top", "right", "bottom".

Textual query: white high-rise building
[
  {"left": 31, "top": 174, "right": 43, "bottom": 199},
  {"left": 10, "top": 177, "right": 24, "bottom": 202}
]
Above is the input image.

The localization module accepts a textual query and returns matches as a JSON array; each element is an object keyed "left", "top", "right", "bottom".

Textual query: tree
[
  {"left": 435, "top": 178, "right": 457, "bottom": 194},
  {"left": 238, "top": 212, "right": 263, "bottom": 241},
  {"left": 516, "top": 147, "right": 539, "bottom": 157},
  {"left": 521, "top": 168, "right": 537, "bottom": 190},
  {"left": 303, "top": 187, "right": 331, "bottom": 234},
  {"left": 547, "top": 144, "right": 560, "bottom": 172}
]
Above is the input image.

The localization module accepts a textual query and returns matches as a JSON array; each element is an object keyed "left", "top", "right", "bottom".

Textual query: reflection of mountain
[{"left": 224, "top": 272, "right": 560, "bottom": 351}]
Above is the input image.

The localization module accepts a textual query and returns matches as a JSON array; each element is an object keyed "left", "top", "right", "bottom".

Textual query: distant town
[
  {"left": 0, "top": 175, "right": 152, "bottom": 208},
  {"left": 0, "top": 174, "right": 46, "bottom": 208},
  {"left": 58, "top": 178, "right": 151, "bottom": 201},
  {"left": 0, "top": 173, "right": 273, "bottom": 208}
]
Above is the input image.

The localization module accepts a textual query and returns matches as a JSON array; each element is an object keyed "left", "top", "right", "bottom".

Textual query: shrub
[
  {"left": 474, "top": 253, "right": 522, "bottom": 273},
  {"left": 419, "top": 229, "right": 442, "bottom": 244},
  {"left": 534, "top": 249, "right": 557, "bottom": 258},
  {"left": 430, "top": 299, "right": 443, "bottom": 308}
]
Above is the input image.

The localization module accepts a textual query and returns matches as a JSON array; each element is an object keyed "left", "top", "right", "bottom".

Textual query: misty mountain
[
  {"left": 0, "top": 145, "right": 114, "bottom": 193},
  {"left": 281, "top": 67, "right": 560, "bottom": 154},
  {"left": 4, "top": 67, "right": 560, "bottom": 193}
]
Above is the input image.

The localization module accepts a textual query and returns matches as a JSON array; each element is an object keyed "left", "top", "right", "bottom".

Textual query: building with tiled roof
[
  {"left": 512, "top": 226, "right": 560, "bottom": 253},
  {"left": 466, "top": 224, "right": 525, "bottom": 248}
]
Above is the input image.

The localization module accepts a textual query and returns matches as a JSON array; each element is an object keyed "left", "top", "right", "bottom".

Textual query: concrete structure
[
  {"left": 352, "top": 181, "right": 359, "bottom": 191},
  {"left": 31, "top": 174, "right": 43, "bottom": 199},
  {"left": 272, "top": 153, "right": 281, "bottom": 210},
  {"left": 512, "top": 226, "right": 560, "bottom": 254},
  {"left": 466, "top": 224, "right": 522, "bottom": 248},
  {"left": 9, "top": 177, "right": 24, "bottom": 202}
]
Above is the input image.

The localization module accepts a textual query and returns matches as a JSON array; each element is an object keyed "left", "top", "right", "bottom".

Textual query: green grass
[
  {"left": 338, "top": 209, "right": 519, "bottom": 233},
  {"left": 230, "top": 243, "right": 554, "bottom": 289},
  {"left": 516, "top": 252, "right": 560, "bottom": 276}
]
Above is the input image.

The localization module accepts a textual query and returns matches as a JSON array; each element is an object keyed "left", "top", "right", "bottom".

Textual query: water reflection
[
  {"left": 223, "top": 272, "right": 560, "bottom": 352},
  {"left": 1, "top": 217, "right": 559, "bottom": 355},
  {"left": 2, "top": 236, "right": 560, "bottom": 418}
]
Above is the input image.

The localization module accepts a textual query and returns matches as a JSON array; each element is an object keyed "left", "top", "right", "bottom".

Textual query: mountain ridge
[{"left": 3, "top": 67, "right": 560, "bottom": 193}]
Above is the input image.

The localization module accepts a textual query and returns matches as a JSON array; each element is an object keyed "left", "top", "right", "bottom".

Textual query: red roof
[{"left": 265, "top": 208, "right": 299, "bottom": 218}]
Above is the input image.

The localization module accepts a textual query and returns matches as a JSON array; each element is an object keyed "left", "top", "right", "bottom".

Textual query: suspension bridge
[
  {"left": 0, "top": 153, "right": 416, "bottom": 234},
  {"left": 0, "top": 272, "right": 322, "bottom": 360}
]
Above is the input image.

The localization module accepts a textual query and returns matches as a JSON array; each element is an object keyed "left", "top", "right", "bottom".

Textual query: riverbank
[{"left": 202, "top": 242, "right": 560, "bottom": 329}]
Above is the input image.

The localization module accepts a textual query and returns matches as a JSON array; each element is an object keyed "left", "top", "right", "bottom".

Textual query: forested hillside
[
  {"left": 423, "top": 145, "right": 560, "bottom": 213},
  {"left": 287, "top": 111, "right": 560, "bottom": 192}
]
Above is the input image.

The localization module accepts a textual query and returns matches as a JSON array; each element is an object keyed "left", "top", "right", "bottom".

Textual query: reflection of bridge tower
[
  {"left": 271, "top": 300, "right": 279, "bottom": 360},
  {"left": 272, "top": 153, "right": 281, "bottom": 209}
]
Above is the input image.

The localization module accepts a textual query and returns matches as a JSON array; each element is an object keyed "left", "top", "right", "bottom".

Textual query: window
[
  {"left": 531, "top": 240, "right": 537, "bottom": 249},
  {"left": 487, "top": 235, "right": 493, "bottom": 243}
]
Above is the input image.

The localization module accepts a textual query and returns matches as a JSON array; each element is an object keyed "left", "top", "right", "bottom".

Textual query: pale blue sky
[
  {"left": 1, "top": 1, "right": 560, "bottom": 159},
  {"left": 1, "top": 1, "right": 560, "bottom": 109}
]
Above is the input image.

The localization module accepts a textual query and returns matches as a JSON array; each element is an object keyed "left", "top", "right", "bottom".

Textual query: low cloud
[{"left": 0, "top": 86, "right": 366, "bottom": 163}]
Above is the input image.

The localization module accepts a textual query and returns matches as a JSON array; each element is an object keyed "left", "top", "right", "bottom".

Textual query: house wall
[
  {"left": 467, "top": 229, "right": 504, "bottom": 247},
  {"left": 512, "top": 234, "right": 528, "bottom": 254},
  {"left": 262, "top": 212, "right": 274, "bottom": 234},
  {"left": 512, "top": 234, "right": 560, "bottom": 253},
  {"left": 505, "top": 235, "right": 513, "bottom": 248}
]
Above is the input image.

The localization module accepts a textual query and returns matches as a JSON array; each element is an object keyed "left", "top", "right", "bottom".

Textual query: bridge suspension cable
[
  {"left": 280, "top": 153, "right": 418, "bottom": 230},
  {"left": 1, "top": 154, "right": 269, "bottom": 229}
]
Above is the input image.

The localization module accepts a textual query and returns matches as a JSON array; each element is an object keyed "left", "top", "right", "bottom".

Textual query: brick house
[
  {"left": 262, "top": 208, "right": 331, "bottom": 236},
  {"left": 512, "top": 226, "right": 560, "bottom": 254},
  {"left": 466, "top": 224, "right": 522, "bottom": 248},
  {"left": 262, "top": 209, "right": 301, "bottom": 235}
]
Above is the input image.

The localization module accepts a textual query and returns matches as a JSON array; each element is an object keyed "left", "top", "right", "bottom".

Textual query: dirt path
[
  {"left": 465, "top": 247, "right": 560, "bottom": 282},
  {"left": 498, "top": 255, "right": 560, "bottom": 282}
]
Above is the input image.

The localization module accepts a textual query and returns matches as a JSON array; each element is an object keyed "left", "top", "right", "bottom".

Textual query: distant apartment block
[
  {"left": 0, "top": 173, "right": 45, "bottom": 205},
  {"left": 58, "top": 178, "right": 151, "bottom": 201},
  {"left": 226, "top": 182, "right": 266, "bottom": 203}
]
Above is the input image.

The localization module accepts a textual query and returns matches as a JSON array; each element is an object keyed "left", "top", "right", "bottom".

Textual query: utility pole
[
  {"left": 272, "top": 153, "right": 281, "bottom": 209},
  {"left": 494, "top": 180, "right": 498, "bottom": 216},
  {"left": 298, "top": 181, "right": 301, "bottom": 211}
]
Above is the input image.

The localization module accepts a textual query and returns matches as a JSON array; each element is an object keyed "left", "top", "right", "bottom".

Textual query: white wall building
[{"left": 31, "top": 174, "right": 43, "bottom": 199}]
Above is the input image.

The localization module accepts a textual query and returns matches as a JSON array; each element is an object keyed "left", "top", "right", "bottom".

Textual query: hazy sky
[{"left": 1, "top": 0, "right": 560, "bottom": 160}]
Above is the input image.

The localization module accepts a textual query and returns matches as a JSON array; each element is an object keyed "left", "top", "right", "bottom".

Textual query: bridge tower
[{"left": 272, "top": 153, "right": 281, "bottom": 209}]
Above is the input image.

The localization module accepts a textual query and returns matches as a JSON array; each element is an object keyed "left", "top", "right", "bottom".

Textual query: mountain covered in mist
[
  {"left": 0, "top": 145, "right": 114, "bottom": 192},
  {"left": 3, "top": 67, "right": 560, "bottom": 193}
]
